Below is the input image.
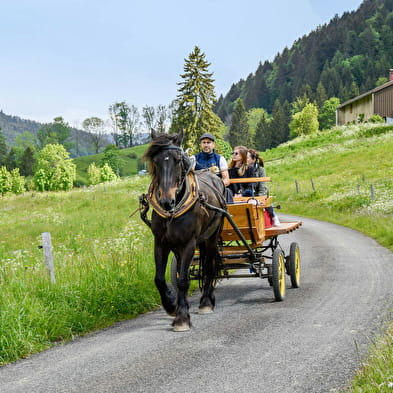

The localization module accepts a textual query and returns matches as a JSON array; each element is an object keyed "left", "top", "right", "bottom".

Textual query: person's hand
[{"left": 222, "top": 178, "right": 230, "bottom": 186}]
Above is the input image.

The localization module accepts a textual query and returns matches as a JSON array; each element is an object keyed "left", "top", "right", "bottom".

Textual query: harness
[
  {"left": 147, "top": 171, "right": 199, "bottom": 219},
  {"left": 139, "top": 145, "right": 226, "bottom": 227}
]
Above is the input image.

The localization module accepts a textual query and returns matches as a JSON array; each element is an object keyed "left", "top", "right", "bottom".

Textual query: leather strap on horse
[{"left": 147, "top": 171, "right": 199, "bottom": 219}]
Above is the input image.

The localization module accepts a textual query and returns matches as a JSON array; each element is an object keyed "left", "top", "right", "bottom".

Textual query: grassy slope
[
  {"left": 0, "top": 123, "right": 392, "bottom": 390},
  {"left": 73, "top": 145, "right": 147, "bottom": 185}
]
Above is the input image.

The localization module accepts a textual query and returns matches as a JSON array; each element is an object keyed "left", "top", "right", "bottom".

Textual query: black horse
[{"left": 142, "top": 129, "right": 226, "bottom": 331}]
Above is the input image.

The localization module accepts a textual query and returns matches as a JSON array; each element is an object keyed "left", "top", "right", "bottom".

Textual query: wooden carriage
[{"left": 171, "top": 177, "right": 302, "bottom": 301}]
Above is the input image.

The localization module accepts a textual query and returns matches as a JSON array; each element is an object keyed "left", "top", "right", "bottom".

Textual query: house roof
[{"left": 337, "top": 79, "right": 393, "bottom": 109}]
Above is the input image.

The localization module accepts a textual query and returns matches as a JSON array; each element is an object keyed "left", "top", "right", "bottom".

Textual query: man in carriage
[{"left": 193, "top": 133, "right": 230, "bottom": 187}]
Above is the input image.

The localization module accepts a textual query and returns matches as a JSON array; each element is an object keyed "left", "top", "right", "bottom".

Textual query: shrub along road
[{"left": 1, "top": 216, "right": 392, "bottom": 393}]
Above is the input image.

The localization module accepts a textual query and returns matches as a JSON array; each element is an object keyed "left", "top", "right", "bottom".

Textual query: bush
[
  {"left": 359, "top": 125, "right": 393, "bottom": 138},
  {"left": 100, "top": 163, "right": 118, "bottom": 182},
  {"left": 33, "top": 144, "right": 76, "bottom": 191},
  {"left": 368, "top": 114, "right": 384, "bottom": 123},
  {"left": 87, "top": 163, "right": 101, "bottom": 185},
  {"left": 10, "top": 168, "right": 25, "bottom": 194},
  {"left": 0, "top": 166, "right": 12, "bottom": 195}
]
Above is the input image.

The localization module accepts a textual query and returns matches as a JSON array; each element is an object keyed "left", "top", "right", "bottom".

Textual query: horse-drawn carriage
[
  {"left": 170, "top": 179, "right": 302, "bottom": 303},
  {"left": 140, "top": 130, "right": 302, "bottom": 331}
]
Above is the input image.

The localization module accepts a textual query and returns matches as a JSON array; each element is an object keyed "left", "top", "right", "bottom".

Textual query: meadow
[{"left": 0, "top": 123, "right": 392, "bottom": 391}]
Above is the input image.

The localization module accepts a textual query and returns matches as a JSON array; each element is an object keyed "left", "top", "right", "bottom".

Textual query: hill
[
  {"left": 73, "top": 144, "right": 147, "bottom": 186},
  {"left": 0, "top": 110, "right": 107, "bottom": 157},
  {"left": 0, "top": 110, "right": 43, "bottom": 145},
  {"left": 215, "top": 0, "right": 393, "bottom": 120}
]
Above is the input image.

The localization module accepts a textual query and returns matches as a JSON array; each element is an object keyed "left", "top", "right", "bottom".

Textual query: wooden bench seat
[{"left": 221, "top": 201, "right": 269, "bottom": 244}]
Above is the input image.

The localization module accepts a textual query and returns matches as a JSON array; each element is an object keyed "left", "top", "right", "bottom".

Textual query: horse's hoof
[
  {"left": 173, "top": 322, "right": 191, "bottom": 332},
  {"left": 198, "top": 306, "right": 214, "bottom": 314}
]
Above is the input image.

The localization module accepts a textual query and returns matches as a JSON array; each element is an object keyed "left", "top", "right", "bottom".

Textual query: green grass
[
  {"left": 0, "top": 123, "right": 392, "bottom": 392},
  {"left": 0, "top": 176, "right": 159, "bottom": 364},
  {"left": 73, "top": 145, "right": 147, "bottom": 186}
]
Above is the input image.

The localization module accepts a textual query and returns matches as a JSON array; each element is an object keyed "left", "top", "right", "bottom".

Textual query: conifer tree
[
  {"left": 228, "top": 98, "right": 251, "bottom": 147},
  {"left": 20, "top": 146, "right": 35, "bottom": 177},
  {"left": 0, "top": 127, "right": 7, "bottom": 166},
  {"left": 315, "top": 82, "right": 328, "bottom": 109},
  {"left": 171, "top": 46, "right": 223, "bottom": 149},
  {"left": 271, "top": 99, "right": 290, "bottom": 147},
  {"left": 254, "top": 111, "right": 272, "bottom": 151}
]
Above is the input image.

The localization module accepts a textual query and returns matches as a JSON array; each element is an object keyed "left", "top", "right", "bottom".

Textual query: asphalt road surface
[{"left": 1, "top": 216, "right": 393, "bottom": 393}]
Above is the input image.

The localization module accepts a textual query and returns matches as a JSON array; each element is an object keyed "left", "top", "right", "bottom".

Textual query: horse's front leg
[
  {"left": 173, "top": 242, "right": 195, "bottom": 332},
  {"left": 154, "top": 241, "right": 176, "bottom": 316}
]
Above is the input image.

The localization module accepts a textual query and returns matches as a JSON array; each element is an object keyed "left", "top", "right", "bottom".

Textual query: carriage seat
[{"left": 221, "top": 197, "right": 273, "bottom": 245}]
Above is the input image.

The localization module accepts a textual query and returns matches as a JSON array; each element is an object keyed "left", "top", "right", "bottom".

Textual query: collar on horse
[{"left": 147, "top": 170, "right": 199, "bottom": 219}]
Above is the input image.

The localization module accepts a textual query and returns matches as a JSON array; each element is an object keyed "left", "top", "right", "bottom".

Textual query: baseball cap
[{"left": 199, "top": 133, "right": 215, "bottom": 141}]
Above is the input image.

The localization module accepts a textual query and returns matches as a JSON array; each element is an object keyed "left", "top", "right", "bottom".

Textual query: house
[{"left": 336, "top": 69, "right": 393, "bottom": 125}]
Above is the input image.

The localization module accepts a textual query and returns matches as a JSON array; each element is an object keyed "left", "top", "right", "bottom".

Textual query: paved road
[{"left": 1, "top": 216, "right": 393, "bottom": 393}]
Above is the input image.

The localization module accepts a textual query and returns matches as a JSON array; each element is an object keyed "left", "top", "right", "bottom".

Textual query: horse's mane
[
  {"left": 143, "top": 133, "right": 191, "bottom": 181},
  {"left": 144, "top": 133, "right": 181, "bottom": 161}
]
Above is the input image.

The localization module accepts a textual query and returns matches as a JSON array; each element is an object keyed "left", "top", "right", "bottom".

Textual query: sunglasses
[{"left": 232, "top": 151, "right": 239, "bottom": 155}]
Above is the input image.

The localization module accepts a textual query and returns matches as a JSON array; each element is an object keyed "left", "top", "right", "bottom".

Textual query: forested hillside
[
  {"left": 0, "top": 110, "right": 106, "bottom": 157},
  {"left": 215, "top": 0, "right": 393, "bottom": 121},
  {"left": 0, "top": 110, "right": 42, "bottom": 145}
]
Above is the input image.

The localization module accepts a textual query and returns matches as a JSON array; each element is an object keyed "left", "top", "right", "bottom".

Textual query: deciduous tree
[
  {"left": 33, "top": 144, "right": 76, "bottom": 191},
  {"left": 82, "top": 117, "right": 107, "bottom": 154},
  {"left": 290, "top": 102, "right": 319, "bottom": 137},
  {"left": 108, "top": 102, "right": 140, "bottom": 148},
  {"left": 319, "top": 97, "right": 340, "bottom": 130}
]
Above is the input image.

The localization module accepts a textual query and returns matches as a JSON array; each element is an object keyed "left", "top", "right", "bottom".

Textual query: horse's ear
[
  {"left": 151, "top": 128, "right": 158, "bottom": 140},
  {"left": 174, "top": 129, "right": 184, "bottom": 146}
]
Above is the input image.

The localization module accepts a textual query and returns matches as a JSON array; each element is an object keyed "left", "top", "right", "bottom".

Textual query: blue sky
[{"left": 0, "top": 0, "right": 363, "bottom": 126}]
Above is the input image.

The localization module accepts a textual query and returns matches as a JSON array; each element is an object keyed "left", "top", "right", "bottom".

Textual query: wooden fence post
[
  {"left": 41, "top": 232, "right": 56, "bottom": 284},
  {"left": 310, "top": 178, "right": 315, "bottom": 191},
  {"left": 295, "top": 180, "right": 299, "bottom": 193},
  {"left": 370, "top": 184, "right": 375, "bottom": 201}
]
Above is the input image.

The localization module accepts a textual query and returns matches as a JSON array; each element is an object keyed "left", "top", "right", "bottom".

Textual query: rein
[{"left": 140, "top": 144, "right": 198, "bottom": 221}]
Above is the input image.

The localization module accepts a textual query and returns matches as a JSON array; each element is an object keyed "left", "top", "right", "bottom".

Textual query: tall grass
[{"left": 0, "top": 176, "right": 159, "bottom": 364}]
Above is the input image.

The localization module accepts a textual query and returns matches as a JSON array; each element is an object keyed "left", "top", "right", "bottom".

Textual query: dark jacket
[
  {"left": 228, "top": 166, "right": 255, "bottom": 196},
  {"left": 194, "top": 151, "right": 221, "bottom": 170}
]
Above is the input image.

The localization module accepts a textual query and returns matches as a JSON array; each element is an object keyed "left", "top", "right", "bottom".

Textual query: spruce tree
[
  {"left": 271, "top": 99, "right": 290, "bottom": 147},
  {"left": 171, "top": 46, "right": 223, "bottom": 150},
  {"left": 0, "top": 127, "right": 7, "bottom": 166},
  {"left": 20, "top": 146, "right": 36, "bottom": 176},
  {"left": 5, "top": 147, "right": 17, "bottom": 171},
  {"left": 254, "top": 111, "right": 272, "bottom": 151},
  {"left": 228, "top": 98, "right": 251, "bottom": 147}
]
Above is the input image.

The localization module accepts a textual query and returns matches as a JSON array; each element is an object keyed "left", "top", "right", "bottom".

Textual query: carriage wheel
[
  {"left": 170, "top": 255, "right": 178, "bottom": 290},
  {"left": 272, "top": 248, "right": 286, "bottom": 301},
  {"left": 289, "top": 242, "right": 301, "bottom": 288}
]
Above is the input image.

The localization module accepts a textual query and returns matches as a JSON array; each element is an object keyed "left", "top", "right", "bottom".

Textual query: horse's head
[{"left": 144, "top": 129, "right": 190, "bottom": 212}]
